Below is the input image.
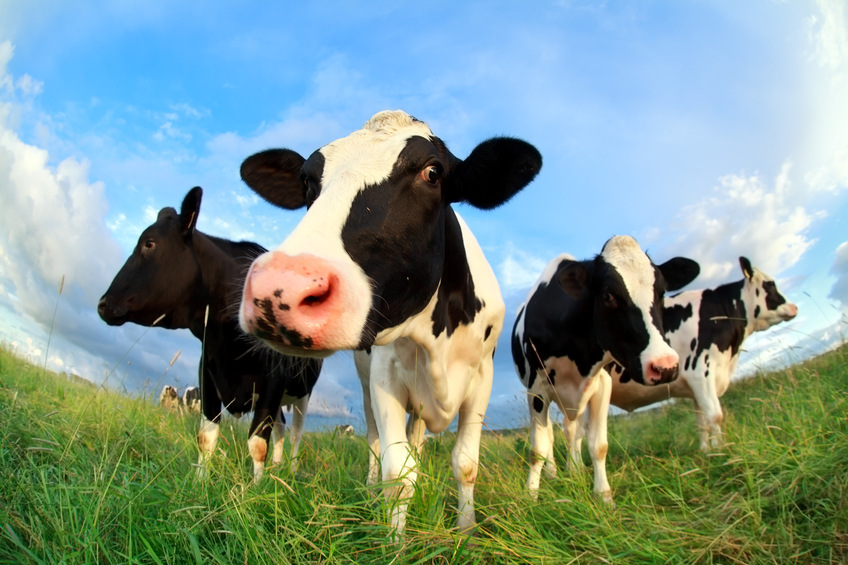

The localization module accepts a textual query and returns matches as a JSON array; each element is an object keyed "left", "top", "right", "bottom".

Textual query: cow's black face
[
  {"left": 98, "top": 188, "right": 202, "bottom": 329},
  {"left": 238, "top": 110, "right": 542, "bottom": 354}
]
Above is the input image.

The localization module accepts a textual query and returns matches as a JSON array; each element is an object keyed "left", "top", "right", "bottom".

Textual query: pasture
[{"left": 0, "top": 342, "right": 846, "bottom": 564}]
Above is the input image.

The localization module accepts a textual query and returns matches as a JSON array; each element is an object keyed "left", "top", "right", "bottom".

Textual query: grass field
[{"left": 0, "top": 342, "right": 846, "bottom": 564}]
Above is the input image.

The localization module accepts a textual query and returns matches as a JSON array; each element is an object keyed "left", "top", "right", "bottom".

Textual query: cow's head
[
  {"left": 739, "top": 257, "right": 798, "bottom": 331},
  {"left": 556, "top": 236, "right": 700, "bottom": 385},
  {"left": 160, "top": 385, "right": 179, "bottom": 405},
  {"left": 239, "top": 110, "right": 542, "bottom": 356},
  {"left": 97, "top": 187, "right": 204, "bottom": 329}
]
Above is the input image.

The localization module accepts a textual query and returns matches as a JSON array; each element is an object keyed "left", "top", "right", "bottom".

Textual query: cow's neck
[
  {"left": 429, "top": 208, "right": 482, "bottom": 339},
  {"left": 185, "top": 231, "right": 241, "bottom": 338}
]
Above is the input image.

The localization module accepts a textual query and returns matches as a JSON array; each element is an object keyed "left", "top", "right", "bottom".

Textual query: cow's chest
[{"left": 531, "top": 354, "right": 610, "bottom": 420}]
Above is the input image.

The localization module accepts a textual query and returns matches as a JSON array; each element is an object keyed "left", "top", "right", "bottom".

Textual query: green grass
[{"left": 1, "top": 343, "right": 846, "bottom": 564}]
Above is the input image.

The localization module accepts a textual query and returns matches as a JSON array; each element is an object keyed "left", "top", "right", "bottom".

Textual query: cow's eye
[
  {"left": 420, "top": 165, "right": 440, "bottom": 184},
  {"left": 603, "top": 291, "right": 616, "bottom": 307},
  {"left": 143, "top": 240, "right": 155, "bottom": 252}
]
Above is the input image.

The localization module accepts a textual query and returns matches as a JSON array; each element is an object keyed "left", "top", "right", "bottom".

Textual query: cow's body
[
  {"left": 609, "top": 257, "right": 797, "bottom": 451},
  {"left": 511, "top": 239, "right": 699, "bottom": 499},
  {"left": 98, "top": 188, "right": 322, "bottom": 482},
  {"left": 237, "top": 110, "right": 542, "bottom": 535},
  {"left": 183, "top": 386, "right": 201, "bottom": 414}
]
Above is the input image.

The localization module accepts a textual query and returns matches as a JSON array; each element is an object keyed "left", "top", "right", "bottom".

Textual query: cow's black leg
[
  {"left": 197, "top": 366, "right": 222, "bottom": 480},
  {"left": 247, "top": 374, "right": 287, "bottom": 484}
]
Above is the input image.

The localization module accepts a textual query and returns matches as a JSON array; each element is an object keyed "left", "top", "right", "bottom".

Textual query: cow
[
  {"left": 160, "top": 385, "right": 180, "bottom": 409},
  {"left": 608, "top": 256, "right": 798, "bottom": 451},
  {"left": 183, "top": 386, "right": 202, "bottom": 414},
  {"left": 334, "top": 424, "right": 355, "bottom": 437},
  {"left": 97, "top": 187, "right": 322, "bottom": 483},
  {"left": 511, "top": 237, "right": 700, "bottom": 501},
  {"left": 237, "top": 110, "right": 542, "bottom": 535}
]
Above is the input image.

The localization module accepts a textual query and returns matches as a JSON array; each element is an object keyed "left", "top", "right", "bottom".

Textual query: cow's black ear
[
  {"left": 658, "top": 257, "right": 700, "bottom": 291},
  {"left": 180, "top": 187, "right": 202, "bottom": 236},
  {"left": 556, "top": 260, "right": 589, "bottom": 299},
  {"left": 446, "top": 137, "right": 542, "bottom": 209},
  {"left": 240, "top": 149, "right": 307, "bottom": 210},
  {"left": 739, "top": 257, "right": 754, "bottom": 280}
]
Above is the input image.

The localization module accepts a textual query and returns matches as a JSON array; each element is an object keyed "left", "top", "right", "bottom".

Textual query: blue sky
[{"left": 1, "top": 0, "right": 847, "bottom": 429}]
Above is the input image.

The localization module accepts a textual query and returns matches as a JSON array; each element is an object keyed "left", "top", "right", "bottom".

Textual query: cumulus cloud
[
  {"left": 659, "top": 162, "right": 821, "bottom": 287},
  {"left": 828, "top": 241, "right": 848, "bottom": 308}
]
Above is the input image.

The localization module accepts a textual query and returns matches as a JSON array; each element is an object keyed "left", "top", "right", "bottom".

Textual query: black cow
[
  {"left": 511, "top": 238, "right": 699, "bottom": 500},
  {"left": 98, "top": 187, "right": 321, "bottom": 482},
  {"left": 609, "top": 256, "right": 798, "bottom": 451}
]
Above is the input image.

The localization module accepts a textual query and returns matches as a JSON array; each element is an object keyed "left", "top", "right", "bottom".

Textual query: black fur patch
[{"left": 532, "top": 396, "right": 545, "bottom": 413}]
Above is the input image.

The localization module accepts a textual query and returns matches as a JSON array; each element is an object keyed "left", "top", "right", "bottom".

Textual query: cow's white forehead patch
[
  {"left": 601, "top": 235, "right": 655, "bottom": 295},
  {"left": 319, "top": 110, "right": 435, "bottom": 195}
]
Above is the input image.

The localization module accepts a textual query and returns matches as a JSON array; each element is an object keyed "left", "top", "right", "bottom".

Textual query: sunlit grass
[{"left": 0, "top": 341, "right": 846, "bottom": 563}]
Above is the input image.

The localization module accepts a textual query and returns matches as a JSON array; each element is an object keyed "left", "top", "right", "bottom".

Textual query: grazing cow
[
  {"left": 334, "top": 424, "right": 355, "bottom": 437},
  {"left": 237, "top": 110, "right": 542, "bottom": 534},
  {"left": 160, "top": 385, "right": 180, "bottom": 409},
  {"left": 183, "top": 386, "right": 202, "bottom": 414},
  {"left": 98, "top": 187, "right": 322, "bottom": 483},
  {"left": 511, "top": 237, "right": 700, "bottom": 500},
  {"left": 609, "top": 257, "right": 798, "bottom": 451}
]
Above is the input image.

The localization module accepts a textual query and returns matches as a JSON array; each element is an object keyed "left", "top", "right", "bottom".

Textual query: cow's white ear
[
  {"left": 180, "top": 187, "right": 203, "bottom": 236},
  {"left": 739, "top": 257, "right": 754, "bottom": 280},
  {"left": 658, "top": 257, "right": 700, "bottom": 291},
  {"left": 556, "top": 260, "right": 589, "bottom": 299},
  {"left": 447, "top": 137, "right": 542, "bottom": 209},
  {"left": 241, "top": 149, "right": 308, "bottom": 210}
]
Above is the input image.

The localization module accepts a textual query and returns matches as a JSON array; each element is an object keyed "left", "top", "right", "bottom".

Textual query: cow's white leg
[
  {"left": 370, "top": 349, "right": 415, "bottom": 536},
  {"left": 247, "top": 432, "right": 268, "bottom": 484},
  {"left": 453, "top": 364, "right": 493, "bottom": 534},
  {"left": 288, "top": 394, "right": 309, "bottom": 472},
  {"left": 586, "top": 369, "right": 612, "bottom": 503},
  {"left": 526, "top": 394, "right": 553, "bottom": 497},
  {"left": 271, "top": 409, "right": 286, "bottom": 466},
  {"left": 543, "top": 406, "right": 558, "bottom": 479},
  {"left": 355, "top": 350, "right": 381, "bottom": 487},
  {"left": 196, "top": 415, "right": 219, "bottom": 480},
  {"left": 406, "top": 412, "right": 427, "bottom": 456},
  {"left": 693, "top": 399, "right": 711, "bottom": 452},
  {"left": 689, "top": 369, "right": 723, "bottom": 452},
  {"left": 563, "top": 410, "right": 586, "bottom": 473}
]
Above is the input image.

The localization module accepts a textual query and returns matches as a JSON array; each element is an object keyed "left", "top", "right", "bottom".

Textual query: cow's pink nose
[
  {"left": 785, "top": 303, "right": 798, "bottom": 319},
  {"left": 242, "top": 252, "right": 341, "bottom": 349},
  {"left": 645, "top": 353, "right": 679, "bottom": 385}
]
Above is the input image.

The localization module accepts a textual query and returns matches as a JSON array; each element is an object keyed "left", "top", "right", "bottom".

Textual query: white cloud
[
  {"left": 153, "top": 121, "right": 191, "bottom": 142},
  {"left": 806, "top": 0, "right": 848, "bottom": 70},
  {"left": 828, "top": 241, "right": 848, "bottom": 308},
  {"left": 660, "top": 162, "right": 821, "bottom": 286},
  {"left": 805, "top": 141, "right": 848, "bottom": 194},
  {"left": 497, "top": 243, "right": 549, "bottom": 293},
  {"left": 0, "top": 40, "right": 42, "bottom": 97}
]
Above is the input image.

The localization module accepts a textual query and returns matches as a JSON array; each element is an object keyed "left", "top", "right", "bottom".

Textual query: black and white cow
[
  {"left": 511, "top": 238, "right": 699, "bottom": 500},
  {"left": 609, "top": 257, "right": 797, "bottom": 451},
  {"left": 160, "top": 385, "right": 180, "bottom": 409},
  {"left": 98, "top": 187, "right": 322, "bottom": 483},
  {"left": 237, "top": 110, "right": 542, "bottom": 534},
  {"left": 183, "top": 386, "right": 202, "bottom": 414}
]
